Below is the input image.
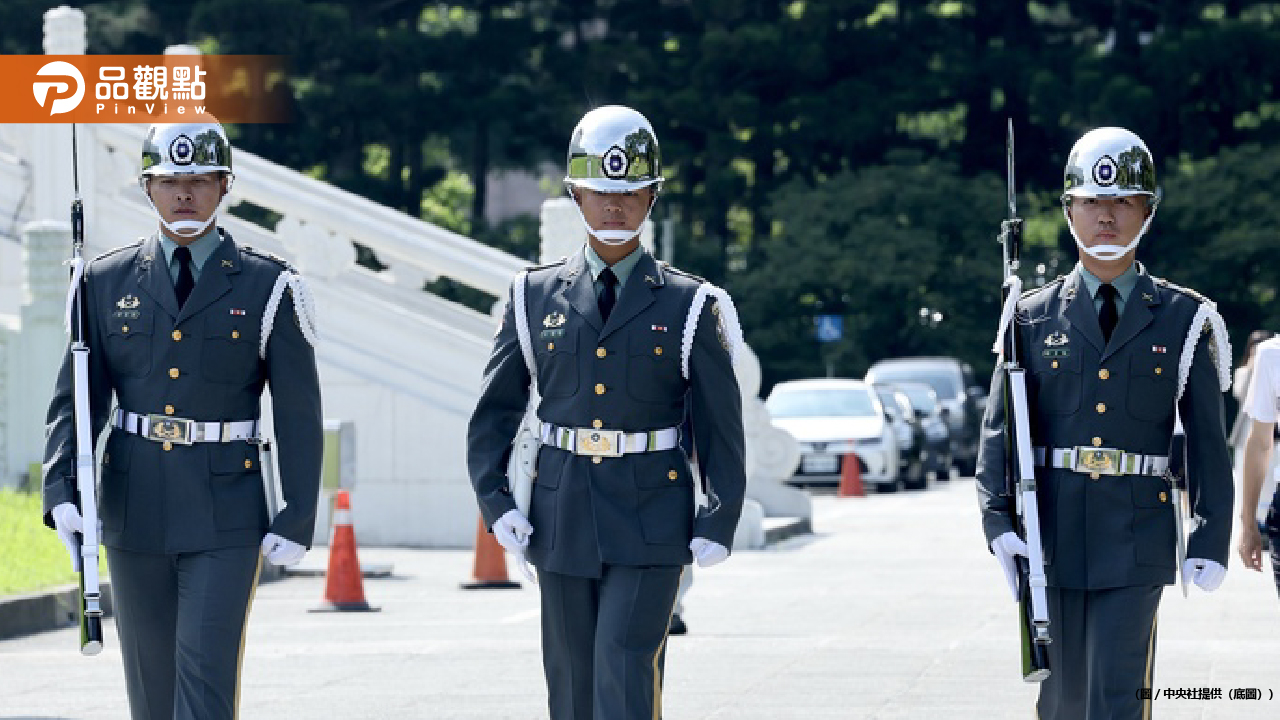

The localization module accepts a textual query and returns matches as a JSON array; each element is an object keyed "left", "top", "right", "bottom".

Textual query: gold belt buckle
[
  {"left": 1076, "top": 447, "right": 1122, "bottom": 475},
  {"left": 147, "top": 414, "right": 193, "bottom": 445},
  {"left": 575, "top": 429, "right": 624, "bottom": 458}
]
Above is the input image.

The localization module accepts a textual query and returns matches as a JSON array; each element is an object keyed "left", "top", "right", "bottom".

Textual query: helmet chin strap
[
  {"left": 1063, "top": 205, "right": 1158, "bottom": 262},
  {"left": 570, "top": 189, "right": 657, "bottom": 246}
]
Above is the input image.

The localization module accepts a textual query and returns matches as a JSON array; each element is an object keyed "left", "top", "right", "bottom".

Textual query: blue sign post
[{"left": 814, "top": 314, "right": 843, "bottom": 343}]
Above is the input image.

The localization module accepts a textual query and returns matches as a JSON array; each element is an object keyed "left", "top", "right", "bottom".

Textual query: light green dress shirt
[
  {"left": 585, "top": 244, "right": 644, "bottom": 301},
  {"left": 1077, "top": 261, "right": 1140, "bottom": 317},
  {"left": 158, "top": 228, "right": 222, "bottom": 284}
]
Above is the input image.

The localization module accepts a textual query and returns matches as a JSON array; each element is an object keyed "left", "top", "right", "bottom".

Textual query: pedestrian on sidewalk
[
  {"left": 467, "top": 105, "right": 747, "bottom": 720},
  {"left": 43, "top": 121, "right": 323, "bottom": 720},
  {"left": 975, "top": 126, "right": 1234, "bottom": 720},
  {"left": 1237, "top": 334, "right": 1280, "bottom": 598}
]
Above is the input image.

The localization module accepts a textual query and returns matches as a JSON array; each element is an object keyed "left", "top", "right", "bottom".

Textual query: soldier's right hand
[
  {"left": 990, "top": 531, "right": 1028, "bottom": 602},
  {"left": 492, "top": 509, "right": 533, "bottom": 555},
  {"left": 51, "top": 502, "right": 84, "bottom": 572}
]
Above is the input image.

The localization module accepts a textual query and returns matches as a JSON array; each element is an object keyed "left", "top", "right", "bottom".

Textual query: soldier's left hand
[
  {"left": 1183, "top": 558, "right": 1226, "bottom": 592},
  {"left": 261, "top": 532, "right": 306, "bottom": 566},
  {"left": 690, "top": 538, "right": 728, "bottom": 568}
]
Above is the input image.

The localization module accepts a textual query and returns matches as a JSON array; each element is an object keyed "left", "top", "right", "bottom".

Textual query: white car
[{"left": 765, "top": 378, "right": 901, "bottom": 491}]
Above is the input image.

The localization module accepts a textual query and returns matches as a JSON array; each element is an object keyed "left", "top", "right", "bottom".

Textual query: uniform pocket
[
  {"left": 626, "top": 331, "right": 682, "bottom": 404},
  {"left": 1030, "top": 350, "right": 1081, "bottom": 415},
  {"left": 99, "top": 431, "right": 133, "bottom": 532},
  {"left": 535, "top": 327, "right": 579, "bottom": 399},
  {"left": 1131, "top": 475, "right": 1176, "bottom": 568},
  {"left": 207, "top": 443, "right": 268, "bottom": 531},
  {"left": 105, "top": 312, "right": 154, "bottom": 378},
  {"left": 1127, "top": 352, "right": 1176, "bottom": 422},
  {"left": 202, "top": 314, "right": 262, "bottom": 384}
]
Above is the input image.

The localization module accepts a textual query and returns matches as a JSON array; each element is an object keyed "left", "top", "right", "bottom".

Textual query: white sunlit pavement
[{"left": 3, "top": 478, "right": 1278, "bottom": 719}]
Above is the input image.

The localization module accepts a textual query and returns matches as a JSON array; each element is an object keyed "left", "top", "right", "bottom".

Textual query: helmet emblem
[
  {"left": 1092, "top": 155, "right": 1117, "bottom": 186},
  {"left": 170, "top": 135, "right": 195, "bottom": 166},
  {"left": 601, "top": 145, "right": 630, "bottom": 179}
]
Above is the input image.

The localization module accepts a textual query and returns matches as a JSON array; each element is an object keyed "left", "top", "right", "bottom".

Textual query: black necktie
[
  {"left": 174, "top": 246, "right": 195, "bottom": 308},
  {"left": 1098, "top": 283, "right": 1118, "bottom": 343},
  {"left": 598, "top": 267, "right": 618, "bottom": 322}
]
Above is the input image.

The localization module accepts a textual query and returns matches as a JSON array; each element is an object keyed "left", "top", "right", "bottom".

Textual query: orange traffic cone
[
  {"left": 838, "top": 450, "right": 865, "bottom": 498},
  {"left": 311, "top": 490, "right": 378, "bottom": 612},
  {"left": 461, "top": 515, "right": 521, "bottom": 590}
]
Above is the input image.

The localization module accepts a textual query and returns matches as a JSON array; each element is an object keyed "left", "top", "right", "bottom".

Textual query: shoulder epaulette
[
  {"left": 240, "top": 245, "right": 293, "bottom": 270},
  {"left": 91, "top": 239, "right": 144, "bottom": 263},
  {"left": 525, "top": 256, "right": 568, "bottom": 273},
  {"left": 1152, "top": 276, "right": 1212, "bottom": 305},
  {"left": 1019, "top": 275, "right": 1064, "bottom": 300},
  {"left": 659, "top": 262, "right": 708, "bottom": 285}
]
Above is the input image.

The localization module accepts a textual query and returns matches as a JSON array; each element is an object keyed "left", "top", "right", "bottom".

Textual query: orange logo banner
[{"left": 6, "top": 55, "right": 290, "bottom": 123}]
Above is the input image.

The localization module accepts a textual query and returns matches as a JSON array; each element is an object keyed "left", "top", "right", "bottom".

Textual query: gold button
[
  {"left": 169, "top": 368, "right": 180, "bottom": 379},
  {"left": 244, "top": 459, "right": 253, "bottom": 470},
  {"left": 231, "top": 330, "right": 240, "bottom": 340},
  {"left": 1155, "top": 367, "right": 1162, "bottom": 375},
  {"left": 172, "top": 330, "right": 182, "bottom": 341},
  {"left": 1096, "top": 403, "right": 1106, "bottom": 413},
  {"left": 164, "top": 405, "right": 175, "bottom": 415},
  {"left": 654, "top": 347, "right": 663, "bottom": 356},
  {"left": 592, "top": 456, "right": 602, "bottom": 464},
  {"left": 1092, "top": 437, "right": 1102, "bottom": 447},
  {"left": 596, "top": 348, "right": 607, "bottom": 358},
  {"left": 1098, "top": 369, "right": 1109, "bottom": 380},
  {"left": 1052, "top": 360, "right": 1059, "bottom": 369},
  {"left": 1090, "top": 472, "right": 1100, "bottom": 480},
  {"left": 592, "top": 419, "right": 603, "bottom": 429},
  {"left": 163, "top": 441, "right": 173, "bottom": 452},
  {"left": 1159, "top": 491, "right": 1168, "bottom": 503},
  {"left": 595, "top": 383, "right": 606, "bottom": 395},
  {"left": 122, "top": 325, "right": 129, "bottom": 333},
  {"left": 668, "top": 470, "right": 678, "bottom": 481},
  {"left": 547, "top": 342, "right": 555, "bottom": 351}
]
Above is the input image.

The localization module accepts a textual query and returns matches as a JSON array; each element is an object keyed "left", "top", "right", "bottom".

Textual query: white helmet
[
  {"left": 1060, "top": 127, "right": 1159, "bottom": 261},
  {"left": 564, "top": 105, "right": 663, "bottom": 244},
  {"left": 139, "top": 121, "right": 234, "bottom": 238}
]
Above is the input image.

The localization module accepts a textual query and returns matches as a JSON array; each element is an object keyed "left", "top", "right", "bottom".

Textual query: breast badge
[
  {"left": 543, "top": 311, "right": 566, "bottom": 328},
  {"left": 116, "top": 295, "right": 140, "bottom": 310},
  {"left": 1043, "top": 331, "right": 1069, "bottom": 358}
]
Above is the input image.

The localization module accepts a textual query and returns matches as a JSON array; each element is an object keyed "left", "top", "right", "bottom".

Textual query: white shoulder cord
[
  {"left": 681, "top": 282, "right": 745, "bottom": 380},
  {"left": 260, "top": 270, "right": 320, "bottom": 360},
  {"left": 991, "top": 275, "right": 1023, "bottom": 354},
  {"left": 511, "top": 270, "right": 537, "bottom": 387},
  {"left": 1175, "top": 302, "right": 1233, "bottom": 401},
  {"left": 63, "top": 256, "right": 87, "bottom": 334}
]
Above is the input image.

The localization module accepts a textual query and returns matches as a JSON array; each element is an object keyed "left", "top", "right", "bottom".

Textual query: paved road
[{"left": 3, "top": 478, "right": 1278, "bottom": 719}]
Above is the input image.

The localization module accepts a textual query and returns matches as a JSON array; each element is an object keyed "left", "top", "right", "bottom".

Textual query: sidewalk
[{"left": 2, "top": 479, "right": 1277, "bottom": 718}]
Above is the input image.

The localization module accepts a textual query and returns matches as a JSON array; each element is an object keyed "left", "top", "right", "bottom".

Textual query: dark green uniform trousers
[
  {"left": 1037, "top": 585, "right": 1162, "bottom": 720},
  {"left": 107, "top": 545, "right": 262, "bottom": 720},
  {"left": 538, "top": 564, "right": 682, "bottom": 720}
]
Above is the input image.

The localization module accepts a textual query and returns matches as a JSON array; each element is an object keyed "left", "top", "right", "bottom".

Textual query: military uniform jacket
[
  {"left": 42, "top": 230, "right": 323, "bottom": 554},
  {"left": 976, "top": 265, "right": 1233, "bottom": 590},
  {"left": 467, "top": 249, "right": 747, "bottom": 578}
]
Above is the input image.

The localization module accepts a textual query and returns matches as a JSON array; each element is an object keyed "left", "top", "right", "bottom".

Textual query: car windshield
[
  {"left": 767, "top": 387, "right": 877, "bottom": 418},
  {"left": 895, "top": 385, "right": 938, "bottom": 413},
  {"left": 869, "top": 367, "right": 959, "bottom": 399}
]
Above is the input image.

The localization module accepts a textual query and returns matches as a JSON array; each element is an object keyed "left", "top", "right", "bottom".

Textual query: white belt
[
  {"left": 1034, "top": 446, "right": 1169, "bottom": 477},
  {"left": 113, "top": 409, "right": 260, "bottom": 446},
  {"left": 540, "top": 422, "right": 679, "bottom": 458}
]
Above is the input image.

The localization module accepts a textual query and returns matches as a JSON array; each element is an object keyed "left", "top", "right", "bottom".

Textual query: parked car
[
  {"left": 872, "top": 384, "right": 928, "bottom": 489},
  {"left": 865, "top": 357, "right": 986, "bottom": 476},
  {"left": 765, "top": 378, "right": 901, "bottom": 492},
  {"left": 887, "top": 381, "right": 953, "bottom": 481}
]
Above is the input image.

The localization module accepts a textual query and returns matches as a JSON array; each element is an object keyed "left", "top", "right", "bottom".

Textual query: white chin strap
[
  {"left": 570, "top": 191, "right": 656, "bottom": 246},
  {"left": 1063, "top": 205, "right": 1157, "bottom": 261}
]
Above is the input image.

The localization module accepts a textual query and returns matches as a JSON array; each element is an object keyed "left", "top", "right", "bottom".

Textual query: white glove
[
  {"left": 1183, "top": 558, "right": 1226, "bottom": 592},
  {"left": 51, "top": 502, "right": 84, "bottom": 572},
  {"left": 690, "top": 537, "right": 729, "bottom": 568},
  {"left": 261, "top": 532, "right": 306, "bottom": 567},
  {"left": 493, "top": 509, "right": 533, "bottom": 554},
  {"left": 991, "top": 531, "right": 1028, "bottom": 602}
]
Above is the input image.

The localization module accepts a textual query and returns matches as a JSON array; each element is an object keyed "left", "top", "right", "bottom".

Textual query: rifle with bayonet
[
  {"left": 68, "top": 125, "right": 104, "bottom": 655},
  {"left": 995, "top": 119, "right": 1050, "bottom": 682}
]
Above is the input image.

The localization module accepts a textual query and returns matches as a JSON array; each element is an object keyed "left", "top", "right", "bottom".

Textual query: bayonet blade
[{"left": 1006, "top": 118, "right": 1017, "bottom": 219}]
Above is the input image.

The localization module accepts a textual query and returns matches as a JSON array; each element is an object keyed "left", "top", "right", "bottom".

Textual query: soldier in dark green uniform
[
  {"left": 467, "top": 105, "right": 747, "bottom": 720},
  {"left": 43, "top": 121, "right": 323, "bottom": 720},
  {"left": 976, "top": 127, "right": 1234, "bottom": 720}
]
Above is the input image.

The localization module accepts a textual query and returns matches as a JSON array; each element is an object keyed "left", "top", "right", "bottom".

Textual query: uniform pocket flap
[
  {"left": 209, "top": 443, "right": 259, "bottom": 476},
  {"left": 102, "top": 430, "right": 133, "bottom": 472}
]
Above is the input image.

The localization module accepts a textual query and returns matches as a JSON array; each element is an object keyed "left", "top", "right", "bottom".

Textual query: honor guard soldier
[
  {"left": 467, "top": 105, "right": 747, "bottom": 720},
  {"left": 976, "top": 127, "right": 1234, "bottom": 720},
  {"left": 42, "top": 121, "right": 323, "bottom": 720}
]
